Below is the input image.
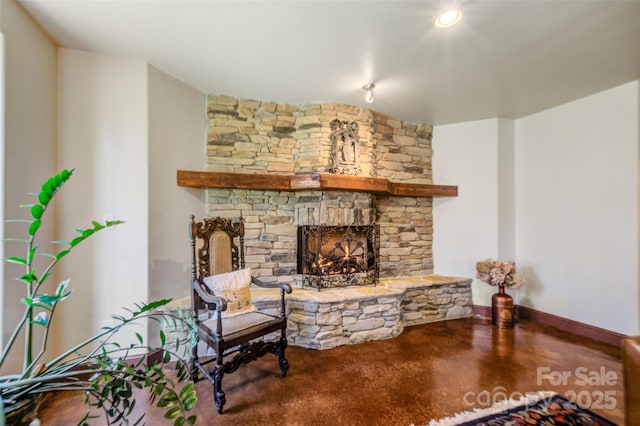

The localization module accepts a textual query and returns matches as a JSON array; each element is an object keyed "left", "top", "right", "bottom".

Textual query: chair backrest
[{"left": 190, "top": 216, "right": 245, "bottom": 284}]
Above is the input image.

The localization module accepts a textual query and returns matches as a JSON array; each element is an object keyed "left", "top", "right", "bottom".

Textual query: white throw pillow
[{"left": 202, "top": 268, "right": 257, "bottom": 318}]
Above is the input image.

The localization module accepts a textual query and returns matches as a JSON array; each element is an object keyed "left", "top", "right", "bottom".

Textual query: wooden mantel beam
[{"left": 177, "top": 170, "right": 458, "bottom": 197}]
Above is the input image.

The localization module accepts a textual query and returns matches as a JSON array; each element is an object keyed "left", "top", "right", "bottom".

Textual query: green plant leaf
[
  {"left": 70, "top": 236, "right": 83, "bottom": 247},
  {"left": 179, "top": 382, "right": 194, "bottom": 400},
  {"left": 120, "top": 384, "right": 133, "bottom": 398},
  {"left": 21, "top": 297, "right": 33, "bottom": 306},
  {"left": 31, "top": 312, "right": 48, "bottom": 327},
  {"left": 27, "top": 245, "right": 39, "bottom": 264},
  {"left": 176, "top": 362, "right": 188, "bottom": 382},
  {"left": 160, "top": 330, "right": 166, "bottom": 347},
  {"left": 4, "top": 219, "right": 32, "bottom": 223},
  {"left": 28, "top": 219, "right": 41, "bottom": 236},
  {"left": 3, "top": 237, "right": 30, "bottom": 243},
  {"left": 34, "top": 294, "right": 61, "bottom": 308},
  {"left": 17, "top": 272, "right": 37, "bottom": 285},
  {"left": 4, "top": 256, "right": 27, "bottom": 265},
  {"left": 61, "top": 168, "right": 73, "bottom": 180},
  {"left": 174, "top": 417, "right": 186, "bottom": 426},
  {"left": 183, "top": 394, "right": 198, "bottom": 411},
  {"left": 56, "top": 250, "right": 70, "bottom": 261},
  {"left": 31, "top": 204, "right": 44, "bottom": 220},
  {"left": 41, "top": 177, "right": 55, "bottom": 194},
  {"left": 128, "top": 399, "right": 137, "bottom": 416},
  {"left": 56, "top": 279, "right": 71, "bottom": 297},
  {"left": 37, "top": 191, "right": 50, "bottom": 206},
  {"left": 187, "top": 415, "right": 197, "bottom": 425},
  {"left": 137, "top": 299, "right": 172, "bottom": 315},
  {"left": 153, "top": 383, "right": 165, "bottom": 396},
  {"left": 164, "top": 406, "right": 182, "bottom": 420},
  {"left": 157, "top": 392, "right": 178, "bottom": 408}
]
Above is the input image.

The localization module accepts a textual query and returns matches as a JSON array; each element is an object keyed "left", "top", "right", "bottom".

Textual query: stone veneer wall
[
  {"left": 205, "top": 94, "right": 434, "bottom": 286},
  {"left": 377, "top": 196, "right": 433, "bottom": 277},
  {"left": 251, "top": 275, "right": 473, "bottom": 350}
]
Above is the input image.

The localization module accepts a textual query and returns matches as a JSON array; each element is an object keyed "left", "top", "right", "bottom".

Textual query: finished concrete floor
[{"left": 38, "top": 317, "right": 624, "bottom": 425}]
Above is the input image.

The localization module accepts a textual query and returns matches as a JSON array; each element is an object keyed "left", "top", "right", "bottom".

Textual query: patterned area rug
[{"left": 425, "top": 391, "right": 618, "bottom": 426}]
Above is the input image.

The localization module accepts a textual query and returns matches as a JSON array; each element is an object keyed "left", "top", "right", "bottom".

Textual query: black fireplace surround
[{"left": 297, "top": 225, "right": 380, "bottom": 290}]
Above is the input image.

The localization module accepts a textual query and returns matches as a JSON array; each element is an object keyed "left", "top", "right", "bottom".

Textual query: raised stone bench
[
  {"left": 286, "top": 286, "right": 405, "bottom": 350},
  {"left": 252, "top": 274, "right": 472, "bottom": 350},
  {"left": 381, "top": 275, "right": 473, "bottom": 326}
]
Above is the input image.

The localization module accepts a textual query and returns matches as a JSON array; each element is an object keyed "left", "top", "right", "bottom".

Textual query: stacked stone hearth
[{"left": 205, "top": 94, "right": 471, "bottom": 349}]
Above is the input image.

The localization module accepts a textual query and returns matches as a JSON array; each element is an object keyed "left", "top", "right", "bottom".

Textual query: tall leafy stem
[
  {"left": 0, "top": 168, "right": 124, "bottom": 375},
  {"left": 0, "top": 169, "right": 198, "bottom": 426}
]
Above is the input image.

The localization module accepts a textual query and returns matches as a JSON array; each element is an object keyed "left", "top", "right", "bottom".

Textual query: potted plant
[{"left": 0, "top": 169, "right": 198, "bottom": 425}]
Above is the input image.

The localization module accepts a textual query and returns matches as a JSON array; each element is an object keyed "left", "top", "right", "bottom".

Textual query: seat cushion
[
  {"left": 202, "top": 311, "right": 279, "bottom": 337},
  {"left": 203, "top": 268, "right": 257, "bottom": 318}
]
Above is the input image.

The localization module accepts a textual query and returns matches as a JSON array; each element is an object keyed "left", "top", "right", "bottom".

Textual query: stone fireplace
[
  {"left": 180, "top": 94, "right": 473, "bottom": 349},
  {"left": 203, "top": 95, "right": 437, "bottom": 287}
]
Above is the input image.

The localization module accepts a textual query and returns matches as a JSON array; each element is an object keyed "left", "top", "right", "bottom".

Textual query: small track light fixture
[{"left": 363, "top": 83, "right": 375, "bottom": 103}]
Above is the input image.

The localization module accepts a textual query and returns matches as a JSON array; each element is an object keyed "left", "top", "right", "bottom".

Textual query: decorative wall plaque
[{"left": 330, "top": 119, "right": 362, "bottom": 175}]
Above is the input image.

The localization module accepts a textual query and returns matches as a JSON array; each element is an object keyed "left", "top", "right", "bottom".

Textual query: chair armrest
[
  {"left": 192, "top": 281, "right": 227, "bottom": 312},
  {"left": 251, "top": 276, "right": 292, "bottom": 294}
]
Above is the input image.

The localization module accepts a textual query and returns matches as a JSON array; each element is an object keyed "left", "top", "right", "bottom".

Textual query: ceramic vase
[{"left": 491, "top": 284, "right": 514, "bottom": 328}]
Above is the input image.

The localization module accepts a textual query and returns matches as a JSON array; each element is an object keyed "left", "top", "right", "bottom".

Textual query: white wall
[
  {"left": 434, "top": 84, "right": 640, "bottom": 335},
  {"left": 55, "top": 48, "right": 149, "bottom": 352},
  {"left": 516, "top": 81, "right": 640, "bottom": 335},
  {"left": 53, "top": 53, "right": 207, "bottom": 353},
  {"left": 497, "top": 119, "right": 516, "bottom": 260},
  {"left": 433, "top": 118, "right": 515, "bottom": 305},
  {"left": 0, "top": 0, "right": 57, "bottom": 370},
  {"left": 148, "top": 66, "right": 205, "bottom": 303}
]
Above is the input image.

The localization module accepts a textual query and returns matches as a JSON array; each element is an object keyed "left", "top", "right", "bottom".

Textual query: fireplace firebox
[{"left": 297, "top": 225, "right": 379, "bottom": 290}]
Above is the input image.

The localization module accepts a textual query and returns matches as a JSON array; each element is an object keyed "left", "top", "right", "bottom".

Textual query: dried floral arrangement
[{"left": 476, "top": 259, "right": 524, "bottom": 289}]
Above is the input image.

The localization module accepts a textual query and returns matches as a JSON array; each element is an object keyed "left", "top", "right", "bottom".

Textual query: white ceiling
[{"left": 18, "top": 0, "right": 640, "bottom": 125}]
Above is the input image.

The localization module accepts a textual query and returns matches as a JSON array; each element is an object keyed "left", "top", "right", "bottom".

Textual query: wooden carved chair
[{"left": 189, "top": 215, "right": 292, "bottom": 413}]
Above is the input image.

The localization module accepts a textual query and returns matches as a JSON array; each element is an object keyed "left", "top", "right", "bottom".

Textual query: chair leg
[
  {"left": 213, "top": 360, "right": 226, "bottom": 413},
  {"left": 278, "top": 336, "right": 289, "bottom": 377},
  {"left": 190, "top": 345, "right": 200, "bottom": 383}
]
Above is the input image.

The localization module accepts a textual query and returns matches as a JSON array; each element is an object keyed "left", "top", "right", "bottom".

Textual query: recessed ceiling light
[{"left": 435, "top": 9, "right": 462, "bottom": 28}]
